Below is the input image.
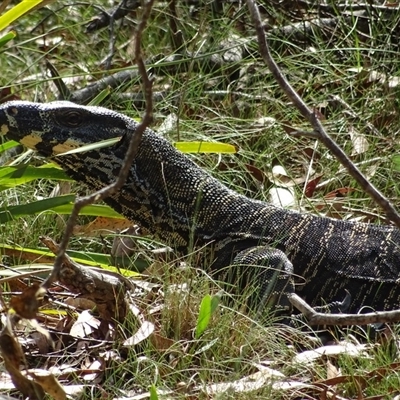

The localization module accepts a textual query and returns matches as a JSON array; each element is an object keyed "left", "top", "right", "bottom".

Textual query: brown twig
[
  {"left": 42, "top": 0, "right": 155, "bottom": 290},
  {"left": 85, "top": 0, "right": 139, "bottom": 33},
  {"left": 67, "top": 47, "right": 245, "bottom": 104},
  {"left": 103, "top": 0, "right": 133, "bottom": 70},
  {"left": 41, "top": 236, "right": 130, "bottom": 321},
  {"left": 168, "top": 0, "right": 184, "bottom": 51},
  {"left": 246, "top": 0, "right": 400, "bottom": 229},
  {"left": 290, "top": 294, "right": 400, "bottom": 325},
  {"left": 45, "top": 60, "right": 71, "bottom": 100},
  {"left": 0, "top": 0, "right": 11, "bottom": 14}
]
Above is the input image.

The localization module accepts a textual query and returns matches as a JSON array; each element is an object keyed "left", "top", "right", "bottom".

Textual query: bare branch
[
  {"left": 42, "top": 0, "right": 155, "bottom": 290},
  {"left": 290, "top": 294, "right": 400, "bottom": 326},
  {"left": 41, "top": 236, "right": 130, "bottom": 321},
  {"left": 246, "top": 0, "right": 400, "bottom": 229}
]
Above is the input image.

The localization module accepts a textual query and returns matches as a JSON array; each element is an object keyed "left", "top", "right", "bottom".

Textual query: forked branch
[
  {"left": 246, "top": 0, "right": 400, "bottom": 229},
  {"left": 42, "top": 0, "right": 155, "bottom": 290}
]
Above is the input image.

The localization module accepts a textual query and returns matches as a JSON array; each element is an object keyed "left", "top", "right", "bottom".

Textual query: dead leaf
[
  {"left": 269, "top": 187, "right": 296, "bottom": 208},
  {"left": 0, "top": 320, "right": 25, "bottom": 368},
  {"left": 123, "top": 320, "right": 155, "bottom": 346},
  {"left": 271, "top": 165, "right": 289, "bottom": 181},
  {"left": 10, "top": 283, "right": 45, "bottom": 319},
  {"left": 82, "top": 359, "right": 105, "bottom": 383},
  {"left": 0, "top": 316, "right": 46, "bottom": 399},
  {"left": 73, "top": 216, "right": 133, "bottom": 236},
  {"left": 30, "top": 331, "right": 51, "bottom": 355},
  {"left": 201, "top": 367, "right": 287, "bottom": 395},
  {"left": 49, "top": 181, "right": 71, "bottom": 198},
  {"left": 111, "top": 225, "right": 142, "bottom": 267},
  {"left": 0, "top": 87, "right": 21, "bottom": 103},
  {"left": 70, "top": 310, "right": 100, "bottom": 338},
  {"left": 326, "top": 360, "right": 341, "bottom": 380},
  {"left": 27, "top": 370, "right": 66, "bottom": 400},
  {"left": 65, "top": 297, "right": 97, "bottom": 311},
  {"left": 349, "top": 126, "right": 369, "bottom": 155},
  {"left": 304, "top": 175, "right": 322, "bottom": 198},
  {"left": 150, "top": 332, "right": 177, "bottom": 351},
  {"left": 324, "top": 187, "right": 355, "bottom": 200},
  {"left": 218, "top": 162, "right": 266, "bottom": 184},
  {"left": 251, "top": 116, "right": 276, "bottom": 128},
  {"left": 294, "top": 343, "right": 369, "bottom": 365}
]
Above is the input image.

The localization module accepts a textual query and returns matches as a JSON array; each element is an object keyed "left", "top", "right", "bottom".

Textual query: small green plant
[
  {"left": 149, "top": 384, "right": 159, "bottom": 400},
  {"left": 195, "top": 292, "right": 221, "bottom": 338}
]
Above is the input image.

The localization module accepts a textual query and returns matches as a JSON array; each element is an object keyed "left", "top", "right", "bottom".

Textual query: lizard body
[{"left": 1, "top": 101, "right": 400, "bottom": 314}]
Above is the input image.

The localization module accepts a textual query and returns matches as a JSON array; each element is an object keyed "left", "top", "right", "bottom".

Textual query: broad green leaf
[
  {"left": 0, "top": 30, "right": 16, "bottom": 47},
  {"left": 0, "top": 140, "right": 19, "bottom": 154},
  {"left": 195, "top": 293, "right": 221, "bottom": 338},
  {"left": 61, "top": 248, "right": 145, "bottom": 272},
  {"left": 0, "top": 196, "right": 124, "bottom": 222},
  {"left": 0, "top": 194, "right": 75, "bottom": 223},
  {"left": 0, "top": 246, "right": 141, "bottom": 277},
  {"left": 0, "top": 166, "right": 17, "bottom": 179},
  {"left": 61, "top": 249, "right": 112, "bottom": 266},
  {"left": 196, "top": 295, "right": 211, "bottom": 338},
  {"left": 65, "top": 249, "right": 149, "bottom": 272},
  {"left": 174, "top": 141, "right": 236, "bottom": 154},
  {"left": 40, "top": 309, "right": 69, "bottom": 317},
  {"left": 194, "top": 337, "right": 219, "bottom": 355},
  {"left": 210, "top": 291, "right": 221, "bottom": 314},
  {"left": 0, "top": 0, "right": 43, "bottom": 31}
]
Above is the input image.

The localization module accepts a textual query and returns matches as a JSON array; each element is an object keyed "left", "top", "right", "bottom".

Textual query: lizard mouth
[
  {"left": 0, "top": 106, "right": 49, "bottom": 155},
  {"left": 0, "top": 101, "right": 35, "bottom": 140},
  {"left": 0, "top": 100, "right": 129, "bottom": 158},
  {"left": 0, "top": 101, "right": 83, "bottom": 156},
  {"left": 0, "top": 104, "right": 15, "bottom": 137}
]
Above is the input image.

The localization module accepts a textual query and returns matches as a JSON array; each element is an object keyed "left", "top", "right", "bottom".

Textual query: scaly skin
[{"left": 1, "top": 101, "right": 400, "bottom": 314}]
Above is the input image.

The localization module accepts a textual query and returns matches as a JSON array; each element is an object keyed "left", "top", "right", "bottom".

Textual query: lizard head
[{"left": 0, "top": 101, "right": 137, "bottom": 157}]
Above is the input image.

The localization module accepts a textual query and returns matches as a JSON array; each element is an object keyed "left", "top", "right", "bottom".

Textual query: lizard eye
[{"left": 54, "top": 110, "right": 86, "bottom": 127}]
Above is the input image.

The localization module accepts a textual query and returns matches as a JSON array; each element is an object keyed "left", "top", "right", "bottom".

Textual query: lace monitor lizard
[{"left": 1, "top": 101, "right": 400, "bottom": 317}]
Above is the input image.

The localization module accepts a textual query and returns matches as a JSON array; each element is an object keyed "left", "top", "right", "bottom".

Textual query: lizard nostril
[{"left": 9, "top": 107, "right": 18, "bottom": 116}]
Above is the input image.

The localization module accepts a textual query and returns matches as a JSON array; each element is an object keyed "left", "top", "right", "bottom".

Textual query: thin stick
[
  {"left": 42, "top": 0, "right": 155, "bottom": 289},
  {"left": 246, "top": 0, "right": 400, "bottom": 228}
]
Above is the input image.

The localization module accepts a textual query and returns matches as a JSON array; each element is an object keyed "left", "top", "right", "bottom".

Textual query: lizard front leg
[{"left": 212, "top": 240, "right": 295, "bottom": 318}]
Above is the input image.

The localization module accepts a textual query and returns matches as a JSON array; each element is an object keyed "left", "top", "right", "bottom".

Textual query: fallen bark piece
[{"left": 41, "top": 236, "right": 129, "bottom": 321}]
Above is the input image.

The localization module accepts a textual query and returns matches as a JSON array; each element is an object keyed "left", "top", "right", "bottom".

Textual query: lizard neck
[{"left": 54, "top": 128, "right": 267, "bottom": 248}]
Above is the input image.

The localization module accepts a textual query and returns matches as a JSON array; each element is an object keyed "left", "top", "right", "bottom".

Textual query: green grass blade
[
  {"left": 51, "top": 203, "right": 123, "bottom": 218},
  {"left": 0, "top": 194, "right": 75, "bottom": 223},
  {"left": 0, "top": 164, "right": 71, "bottom": 190},
  {"left": 174, "top": 142, "right": 237, "bottom": 153},
  {"left": 392, "top": 155, "right": 400, "bottom": 172},
  {"left": 55, "top": 137, "right": 121, "bottom": 156},
  {"left": 149, "top": 385, "right": 159, "bottom": 400},
  {"left": 0, "top": 0, "right": 43, "bottom": 31},
  {"left": 88, "top": 87, "right": 112, "bottom": 106},
  {"left": 0, "top": 30, "right": 16, "bottom": 47},
  {"left": 0, "top": 244, "right": 140, "bottom": 276},
  {"left": 0, "top": 140, "right": 19, "bottom": 154}
]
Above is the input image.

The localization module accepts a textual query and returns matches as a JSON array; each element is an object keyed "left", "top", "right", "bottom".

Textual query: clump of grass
[{"left": 1, "top": 1, "right": 400, "bottom": 398}]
